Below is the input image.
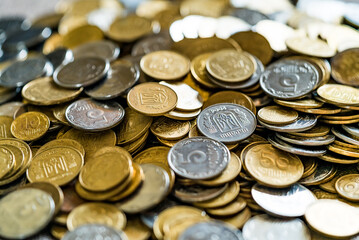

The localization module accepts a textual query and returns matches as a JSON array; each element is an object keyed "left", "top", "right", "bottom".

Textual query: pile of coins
[{"left": 1, "top": 0, "right": 359, "bottom": 239}]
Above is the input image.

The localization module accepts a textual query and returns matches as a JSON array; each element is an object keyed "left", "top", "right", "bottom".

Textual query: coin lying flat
[
  {"left": 62, "top": 224, "right": 128, "bottom": 240},
  {"left": 258, "top": 114, "right": 317, "bottom": 133},
  {"left": 317, "top": 84, "right": 359, "bottom": 106},
  {"left": 286, "top": 36, "right": 336, "bottom": 58},
  {"left": 37, "top": 139, "right": 85, "bottom": 157},
  {"left": 174, "top": 183, "right": 228, "bottom": 203},
  {"left": 168, "top": 137, "right": 230, "bottom": 180},
  {"left": 65, "top": 98, "right": 125, "bottom": 132},
  {"left": 257, "top": 105, "right": 298, "bottom": 125},
  {"left": 274, "top": 98, "right": 324, "bottom": 109},
  {"left": 150, "top": 117, "right": 190, "bottom": 140},
  {"left": 72, "top": 40, "right": 120, "bottom": 61},
  {"left": 335, "top": 174, "right": 359, "bottom": 201},
  {"left": 11, "top": 111, "right": 50, "bottom": 141},
  {"left": 202, "top": 91, "right": 255, "bottom": 113},
  {"left": 300, "top": 161, "right": 336, "bottom": 186},
  {"left": 62, "top": 25, "right": 104, "bottom": 49}
]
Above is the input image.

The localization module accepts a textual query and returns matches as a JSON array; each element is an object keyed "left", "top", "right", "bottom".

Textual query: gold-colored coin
[
  {"left": 31, "top": 12, "right": 63, "bottom": 29},
  {"left": 302, "top": 157, "right": 318, "bottom": 178},
  {"left": 328, "top": 144, "right": 359, "bottom": 158},
  {"left": 214, "top": 207, "right": 251, "bottom": 229},
  {"left": 320, "top": 118, "right": 359, "bottom": 125},
  {"left": 122, "top": 131, "right": 149, "bottom": 154},
  {"left": 288, "top": 125, "right": 330, "bottom": 137},
  {"left": 36, "top": 139, "right": 85, "bottom": 157},
  {"left": 0, "top": 146, "right": 15, "bottom": 179},
  {"left": 194, "top": 181, "right": 240, "bottom": 208},
  {"left": 164, "top": 108, "right": 201, "bottom": 121},
  {"left": 50, "top": 225, "right": 67, "bottom": 240},
  {"left": 27, "top": 146, "right": 84, "bottom": 186},
  {"left": 67, "top": 202, "right": 126, "bottom": 231},
  {"left": 116, "top": 107, "right": 153, "bottom": 145},
  {"left": 335, "top": 174, "right": 359, "bottom": 201},
  {"left": 334, "top": 140, "right": 359, "bottom": 149},
  {"left": 62, "top": 24, "right": 104, "bottom": 49},
  {"left": 257, "top": 105, "right": 299, "bottom": 125},
  {"left": 295, "top": 106, "right": 342, "bottom": 115},
  {"left": 317, "top": 84, "right": 359, "bottom": 106},
  {"left": 244, "top": 142, "right": 304, "bottom": 188},
  {"left": 22, "top": 77, "right": 83, "bottom": 106},
  {"left": 190, "top": 53, "right": 218, "bottom": 89},
  {"left": 286, "top": 36, "right": 336, "bottom": 58},
  {"left": 274, "top": 98, "right": 324, "bottom": 109},
  {"left": 52, "top": 103, "right": 71, "bottom": 125},
  {"left": 206, "top": 196, "right": 247, "bottom": 216},
  {"left": 150, "top": 117, "right": 190, "bottom": 140},
  {"left": 0, "top": 116, "right": 13, "bottom": 138},
  {"left": 79, "top": 146, "right": 132, "bottom": 192},
  {"left": 156, "top": 136, "right": 183, "bottom": 148},
  {"left": 331, "top": 48, "right": 359, "bottom": 87},
  {"left": 162, "top": 215, "right": 209, "bottom": 240},
  {"left": 11, "top": 111, "right": 50, "bottom": 141},
  {"left": 42, "top": 33, "right": 64, "bottom": 54},
  {"left": 123, "top": 217, "right": 151, "bottom": 240},
  {"left": 127, "top": 82, "right": 178, "bottom": 116},
  {"left": 206, "top": 49, "right": 256, "bottom": 83},
  {"left": 58, "top": 14, "right": 88, "bottom": 35},
  {"left": 140, "top": 50, "right": 190, "bottom": 81},
  {"left": 182, "top": 74, "right": 212, "bottom": 102},
  {"left": 53, "top": 212, "right": 68, "bottom": 226}
]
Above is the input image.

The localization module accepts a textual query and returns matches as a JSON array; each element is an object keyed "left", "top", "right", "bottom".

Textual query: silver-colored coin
[
  {"left": 0, "top": 42, "right": 28, "bottom": 62},
  {"left": 0, "top": 87, "right": 20, "bottom": 104},
  {"left": 197, "top": 103, "right": 256, "bottom": 143},
  {"left": 275, "top": 133, "right": 335, "bottom": 146},
  {"left": 268, "top": 135, "right": 326, "bottom": 157},
  {"left": 174, "top": 183, "right": 228, "bottom": 203},
  {"left": 342, "top": 125, "right": 359, "bottom": 138},
  {"left": 53, "top": 57, "right": 109, "bottom": 88},
  {"left": 85, "top": 60, "right": 139, "bottom": 100},
  {"left": 73, "top": 40, "right": 120, "bottom": 62},
  {"left": 140, "top": 199, "right": 178, "bottom": 229},
  {"left": 62, "top": 224, "right": 128, "bottom": 240},
  {"left": 178, "top": 221, "right": 242, "bottom": 240},
  {"left": 260, "top": 59, "right": 319, "bottom": 100},
  {"left": 258, "top": 114, "right": 317, "bottom": 133},
  {"left": 131, "top": 33, "right": 172, "bottom": 56},
  {"left": 0, "top": 56, "right": 52, "bottom": 87},
  {"left": 65, "top": 98, "right": 125, "bottom": 132},
  {"left": 168, "top": 137, "right": 230, "bottom": 180},
  {"left": 251, "top": 183, "right": 317, "bottom": 217},
  {"left": 228, "top": 8, "right": 269, "bottom": 25},
  {"left": 45, "top": 47, "right": 73, "bottom": 70},
  {"left": 299, "top": 162, "right": 336, "bottom": 186},
  {"left": 332, "top": 127, "right": 359, "bottom": 145},
  {"left": 4, "top": 26, "right": 51, "bottom": 48},
  {"left": 242, "top": 214, "right": 311, "bottom": 240}
]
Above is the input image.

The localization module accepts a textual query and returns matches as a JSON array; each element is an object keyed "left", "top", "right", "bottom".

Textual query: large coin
[
  {"left": 317, "top": 84, "right": 359, "bottom": 106},
  {"left": 65, "top": 98, "right": 125, "bottom": 132},
  {"left": 62, "top": 224, "right": 128, "bottom": 240},
  {"left": 331, "top": 48, "right": 359, "bottom": 87},
  {"left": 168, "top": 137, "right": 230, "bottom": 180},
  {"left": 197, "top": 103, "right": 256, "bottom": 143}
]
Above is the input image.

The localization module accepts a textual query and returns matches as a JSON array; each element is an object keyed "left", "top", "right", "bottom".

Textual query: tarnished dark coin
[
  {"left": 62, "top": 224, "right": 127, "bottom": 240},
  {"left": 45, "top": 48, "right": 73, "bottom": 70},
  {"left": 65, "top": 98, "right": 125, "bottom": 132},
  {"left": 299, "top": 161, "right": 336, "bottom": 186},
  {"left": 85, "top": 60, "right": 139, "bottom": 100},
  {"left": 3, "top": 26, "right": 52, "bottom": 48},
  {"left": 260, "top": 59, "right": 319, "bottom": 100},
  {"left": 275, "top": 133, "right": 335, "bottom": 146},
  {"left": 178, "top": 221, "right": 242, "bottom": 240},
  {"left": 251, "top": 183, "right": 316, "bottom": 217},
  {"left": 0, "top": 56, "right": 52, "bottom": 87},
  {"left": 168, "top": 137, "right": 230, "bottom": 180},
  {"left": 173, "top": 183, "right": 228, "bottom": 202},
  {"left": 72, "top": 40, "right": 120, "bottom": 62},
  {"left": 131, "top": 33, "right": 172, "bottom": 56},
  {"left": 258, "top": 114, "right": 317, "bottom": 133},
  {"left": 54, "top": 57, "right": 109, "bottom": 89},
  {"left": 197, "top": 103, "right": 256, "bottom": 143}
]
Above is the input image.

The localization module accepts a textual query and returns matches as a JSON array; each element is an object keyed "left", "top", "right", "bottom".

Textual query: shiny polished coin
[
  {"left": 127, "top": 82, "right": 177, "bottom": 116},
  {"left": 79, "top": 146, "right": 132, "bottom": 192},
  {"left": 73, "top": 40, "right": 120, "bottom": 61},
  {"left": 317, "top": 84, "right": 359, "bottom": 106},
  {"left": 275, "top": 133, "right": 335, "bottom": 146},
  {"left": 140, "top": 50, "right": 190, "bottom": 81},
  {"left": 168, "top": 137, "right": 230, "bottom": 180},
  {"left": 37, "top": 139, "right": 85, "bottom": 157},
  {"left": 332, "top": 127, "right": 359, "bottom": 146},
  {"left": 150, "top": 117, "right": 190, "bottom": 140},
  {"left": 202, "top": 91, "right": 255, "bottom": 113},
  {"left": 11, "top": 111, "right": 50, "bottom": 141},
  {"left": 260, "top": 59, "right": 319, "bottom": 100},
  {"left": 0, "top": 188, "right": 55, "bottom": 239},
  {"left": 117, "top": 163, "right": 170, "bottom": 214},
  {"left": 0, "top": 146, "right": 14, "bottom": 179},
  {"left": 67, "top": 202, "right": 126, "bottom": 231},
  {"left": 27, "top": 146, "right": 84, "bottom": 186},
  {"left": 62, "top": 25, "right": 104, "bottom": 49},
  {"left": 328, "top": 144, "right": 359, "bottom": 158},
  {"left": 331, "top": 48, "right": 359, "bottom": 87},
  {"left": 342, "top": 125, "right": 359, "bottom": 138},
  {"left": 286, "top": 36, "right": 336, "bottom": 58},
  {"left": 0, "top": 116, "right": 13, "bottom": 138},
  {"left": 251, "top": 183, "right": 316, "bottom": 217},
  {"left": 258, "top": 114, "right": 317, "bottom": 133},
  {"left": 206, "top": 196, "right": 247, "bottom": 216},
  {"left": 305, "top": 199, "right": 359, "bottom": 238},
  {"left": 257, "top": 105, "right": 298, "bottom": 125},
  {"left": 85, "top": 60, "right": 139, "bottom": 100},
  {"left": 65, "top": 98, "right": 124, "bottom": 132},
  {"left": 62, "top": 224, "right": 128, "bottom": 240},
  {"left": 190, "top": 53, "right": 218, "bottom": 89},
  {"left": 244, "top": 142, "right": 304, "bottom": 188},
  {"left": 274, "top": 98, "right": 324, "bottom": 109},
  {"left": 300, "top": 161, "right": 336, "bottom": 186},
  {"left": 243, "top": 214, "right": 311, "bottom": 240},
  {"left": 206, "top": 49, "right": 256, "bottom": 83},
  {"left": 21, "top": 77, "right": 83, "bottom": 105},
  {"left": 174, "top": 183, "right": 228, "bottom": 203},
  {"left": 335, "top": 174, "right": 359, "bottom": 201},
  {"left": 319, "top": 151, "right": 359, "bottom": 164},
  {"left": 197, "top": 103, "right": 256, "bottom": 143},
  {"left": 54, "top": 57, "right": 109, "bottom": 88}
]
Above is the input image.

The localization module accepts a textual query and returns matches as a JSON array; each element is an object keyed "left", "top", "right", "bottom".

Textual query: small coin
[
  {"left": 335, "top": 174, "right": 359, "bottom": 201},
  {"left": 332, "top": 127, "right": 359, "bottom": 146},
  {"left": 62, "top": 25, "right": 104, "bottom": 49},
  {"left": 299, "top": 161, "right": 336, "bottom": 186},
  {"left": 257, "top": 105, "right": 298, "bottom": 125},
  {"left": 0, "top": 101, "right": 24, "bottom": 117},
  {"left": 206, "top": 196, "right": 247, "bottom": 216},
  {"left": 317, "top": 84, "right": 359, "bottom": 106},
  {"left": 150, "top": 117, "right": 190, "bottom": 140},
  {"left": 197, "top": 103, "right": 256, "bottom": 143},
  {"left": 331, "top": 48, "right": 359, "bottom": 87},
  {"left": 127, "top": 82, "right": 178, "bottom": 116},
  {"left": 0, "top": 188, "right": 55, "bottom": 239},
  {"left": 73, "top": 40, "right": 120, "bottom": 61},
  {"left": 319, "top": 151, "right": 359, "bottom": 164},
  {"left": 131, "top": 33, "right": 173, "bottom": 56},
  {"left": 275, "top": 133, "right": 335, "bottom": 146},
  {"left": 11, "top": 111, "right": 50, "bottom": 141},
  {"left": 121, "top": 131, "right": 149, "bottom": 154},
  {"left": 62, "top": 224, "right": 128, "bottom": 240},
  {"left": 258, "top": 114, "right": 317, "bottom": 133},
  {"left": 54, "top": 57, "right": 110, "bottom": 88},
  {"left": 45, "top": 47, "right": 74, "bottom": 70},
  {"left": 190, "top": 53, "right": 218, "bottom": 89},
  {"left": 140, "top": 50, "right": 190, "bottom": 80},
  {"left": 65, "top": 98, "right": 124, "bottom": 132},
  {"left": 168, "top": 137, "right": 230, "bottom": 180},
  {"left": 0, "top": 146, "right": 15, "bottom": 179},
  {"left": 214, "top": 207, "right": 251, "bottom": 229},
  {"left": 286, "top": 36, "right": 336, "bottom": 58},
  {"left": 289, "top": 124, "right": 330, "bottom": 137},
  {"left": 140, "top": 199, "right": 179, "bottom": 229},
  {"left": 342, "top": 125, "right": 359, "bottom": 138},
  {"left": 274, "top": 98, "right": 324, "bottom": 109}
]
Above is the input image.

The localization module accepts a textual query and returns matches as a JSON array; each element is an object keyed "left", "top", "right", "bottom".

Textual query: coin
[
  {"left": 140, "top": 50, "right": 190, "bottom": 81},
  {"left": 127, "top": 82, "right": 178, "bottom": 116},
  {"left": 202, "top": 91, "right": 255, "bottom": 113},
  {"left": 335, "top": 174, "right": 359, "bottom": 201},
  {"left": 0, "top": 101, "right": 23, "bottom": 117},
  {"left": 150, "top": 117, "right": 190, "bottom": 140},
  {"left": 168, "top": 137, "right": 230, "bottom": 180},
  {"left": 11, "top": 111, "right": 50, "bottom": 141},
  {"left": 305, "top": 199, "right": 359, "bottom": 238},
  {"left": 37, "top": 139, "right": 85, "bottom": 157},
  {"left": 244, "top": 142, "right": 304, "bottom": 187},
  {"left": 0, "top": 116, "right": 13, "bottom": 138},
  {"left": 300, "top": 161, "right": 336, "bottom": 186},
  {"left": 258, "top": 114, "right": 317, "bottom": 133},
  {"left": 260, "top": 59, "right": 319, "bottom": 99},
  {"left": 317, "top": 84, "right": 359, "bottom": 106},
  {"left": 331, "top": 48, "right": 359, "bottom": 87},
  {"left": 62, "top": 25, "right": 104, "bottom": 49},
  {"left": 289, "top": 124, "right": 330, "bottom": 137},
  {"left": 258, "top": 105, "right": 298, "bottom": 125},
  {"left": 123, "top": 216, "right": 151, "bottom": 240},
  {"left": 206, "top": 196, "right": 247, "bottom": 216},
  {"left": 197, "top": 103, "right": 256, "bottom": 143},
  {"left": 328, "top": 144, "right": 359, "bottom": 158},
  {"left": 62, "top": 224, "right": 128, "bottom": 240},
  {"left": 46, "top": 47, "right": 74, "bottom": 70},
  {"left": 214, "top": 207, "right": 252, "bottom": 229},
  {"left": 174, "top": 183, "right": 228, "bottom": 203},
  {"left": 275, "top": 133, "right": 335, "bottom": 146},
  {"left": 286, "top": 36, "right": 336, "bottom": 58},
  {"left": 332, "top": 127, "right": 359, "bottom": 146},
  {"left": 54, "top": 57, "right": 110, "bottom": 88},
  {"left": 274, "top": 98, "right": 324, "bottom": 109},
  {"left": 190, "top": 53, "right": 218, "bottom": 89},
  {"left": 140, "top": 199, "right": 179, "bottom": 229},
  {"left": 79, "top": 146, "right": 132, "bottom": 192},
  {"left": 0, "top": 146, "right": 14, "bottom": 179},
  {"left": 0, "top": 188, "right": 55, "bottom": 239},
  {"left": 131, "top": 33, "right": 173, "bottom": 56},
  {"left": 165, "top": 108, "right": 201, "bottom": 120},
  {"left": 319, "top": 151, "right": 359, "bottom": 164},
  {"left": 122, "top": 131, "right": 149, "bottom": 154},
  {"left": 73, "top": 40, "right": 120, "bottom": 61}
]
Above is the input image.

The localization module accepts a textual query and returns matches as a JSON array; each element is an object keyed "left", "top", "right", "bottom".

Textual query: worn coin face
[
  {"left": 197, "top": 103, "right": 256, "bottom": 143},
  {"left": 317, "top": 84, "right": 359, "bottom": 106},
  {"left": 202, "top": 91, "right": 255, "bottom": 113},
  {"left": 54, "top": 57, "right": 109, "bottom": 88},
  {"left": 65, "top": 98, "right": 125, "bottom": 132},
  {"left": 127, "top": 82, "right": 178, "bottom": 116},
  {"left": 0, "top": 188, "right": 55, "bottom": 239},
  {"left": 168, "top": 137, "right": 230, "bottom": 180},
  {"left": 11, "top": 111, "right": 50, "bottom": 141},
  {"left": 331, "top": 48, "right": 359, "bottom": 87},
  {"left": 62, "top": 224, "right": 128, "bottom": 240},
  {"left": 150, "top": 117, "right": 190, "bottom": 140},
  {"left": 258, "top": 114, "right": 317, "bottom": 133},
  {"left": 257, "top": 105, "right": 298, "bottom": 125},
  {"left": 73, "top": 40, "right": 120, "bottom": 61},
  {"left": 260, "top": 59, "right": 319, "bottom": 99},
  {"left": 335, "top": 174, "right": 359, "bottom": 201}
]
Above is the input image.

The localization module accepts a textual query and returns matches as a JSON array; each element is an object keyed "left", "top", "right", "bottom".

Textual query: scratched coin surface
[
  {"left": 197, "top": 103, "right": 256, "bottom": 143},
  {"left": 62, "top": 224, "right": 128, "bottom": 240},
  {"left": 65, "top": 98, "right": 125, "bottom": 132},
  {"left": 168, "top": 137, "right": 230, "bottom": 180},
  {"left": 0, "top": 188, "right": 55, "bottom": 239},
  {"left": 260, "top": 59, "right": 319, "bottom": 99},
  {"left": 335, "top": 174, "right": 359, "bottom": 201},
  {"left": 11, "top": 111, "right": 50, "bottom": 141}
]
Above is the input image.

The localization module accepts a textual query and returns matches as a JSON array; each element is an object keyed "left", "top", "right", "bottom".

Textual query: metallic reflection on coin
[
  {"left": 72, "top": 40, "right": 120, "bottom": 62},
  {"left": 140, "top": 199, "right": 178, "bottom": 229},
  {"left": 45, "top": 48, "right": 74, "bottom": 70},
  {"left": 62, "top": 224, "right": 128, "bottom": 240},
  {"left": 251, "top": 183, "right": 316, "bottom": 217},
  {"left": 258, "top": 115, "right": 317, "bottom": 133}
]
